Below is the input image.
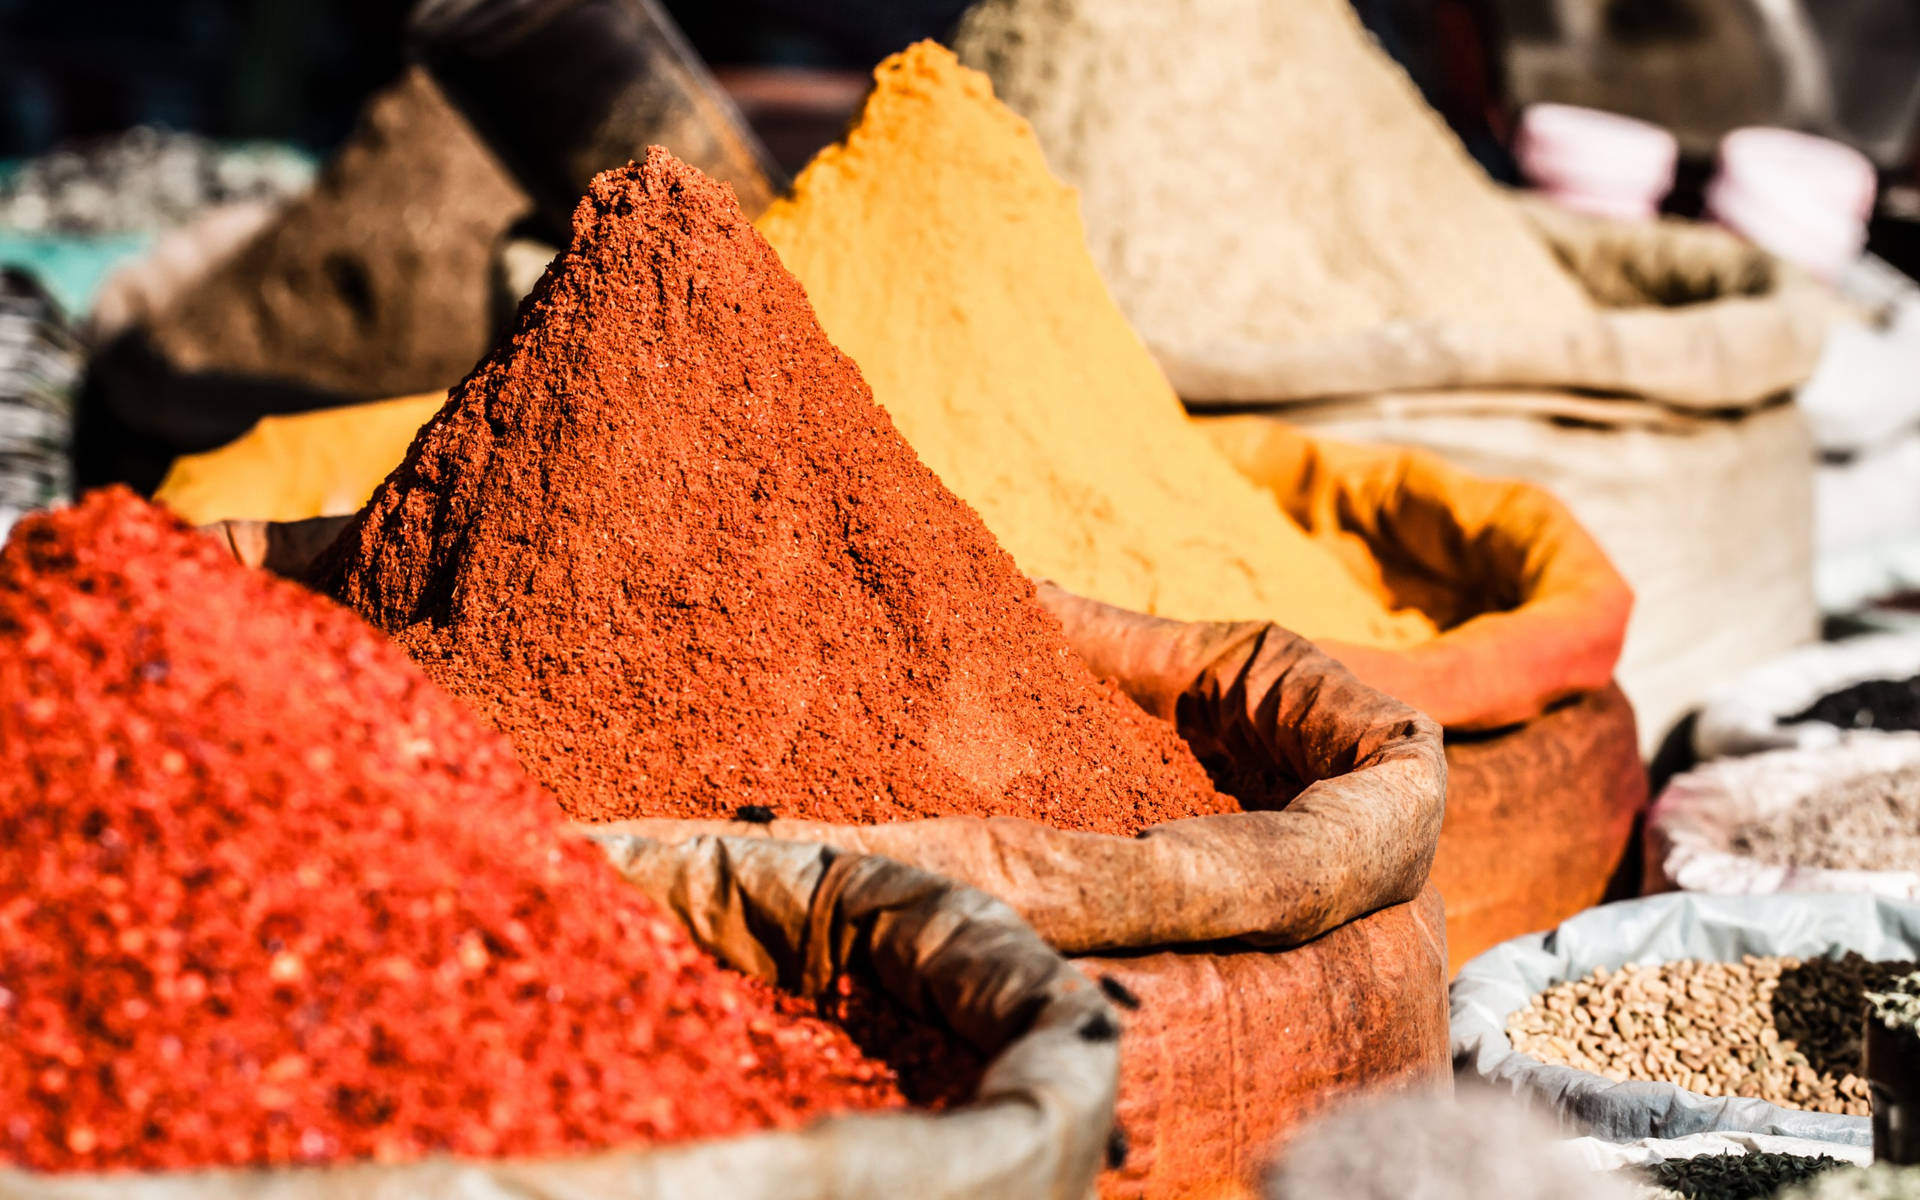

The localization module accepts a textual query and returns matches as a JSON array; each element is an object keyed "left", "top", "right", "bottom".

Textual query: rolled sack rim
[
  {"left": 0, "top": 835, "right": 1120, "bottom": 1200},
  {"left": 1159, "top": 198, "right": 1835, "bottom": 411},
  {"left": 1189, "top": 419, "right": 1633, "bottom": 731},
  {"left": 594, "top": 588, "right": 1446, "bottom": 956},
  {"left": 192, "top": 521, "right": 1446, "bottom": 956}
]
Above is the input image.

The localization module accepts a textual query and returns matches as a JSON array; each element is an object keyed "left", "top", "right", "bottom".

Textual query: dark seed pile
[
  {"left": 1625, "top": 1152, "right": 1848, "bottom": 1200},
  {"left": 1782, "top": 675, "right": 1920, "bottom": 734}
]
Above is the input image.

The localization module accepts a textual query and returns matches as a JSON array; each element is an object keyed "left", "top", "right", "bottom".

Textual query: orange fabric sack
[
  {"left": 1082, "top": 887, "right": 1450, "bottom": 1200},
  {"left": 1203, "top": 418, "right": 1632, "bottom": 731},
  {"left": 201, "top": 523, "right": 1448, "bottom": 1200},
  {"left": 1432, "top": 685, "right": 1646, "bottom": 971}
]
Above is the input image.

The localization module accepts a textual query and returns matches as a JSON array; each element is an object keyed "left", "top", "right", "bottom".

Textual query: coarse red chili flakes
[{"left": 0, "top": 488, "right": 906, "bottom": 1174}]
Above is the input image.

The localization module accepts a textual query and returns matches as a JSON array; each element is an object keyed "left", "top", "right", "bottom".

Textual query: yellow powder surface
[
  {"left": 757, "top": 43, "right": 1434, "bottom": 646},
  {"left": 152, "top": 393, "right": 446, "bottom": 525}
]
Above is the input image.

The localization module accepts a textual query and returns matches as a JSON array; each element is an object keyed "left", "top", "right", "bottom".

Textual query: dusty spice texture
[
  {"left": 1731, "top": 765, "right": 1920, "bottom": 873},
  {"left": 755, "top": 43, "right": 1431, "bottom": 646},
  {"left": 953, "top": 0, "right": 1591, "bottom": 358},
  {"left": 1507, "top": 954, "right": 1917, "bottom": 1114},
  {"left": 140, "top": 68, "right": 530, "bottom": 399},
  {"left": 0, "top": 488, "right": 905, "bottom": 1173},
  {"left": 314, "top": 147, "right": 1234, "bottom": 834}
]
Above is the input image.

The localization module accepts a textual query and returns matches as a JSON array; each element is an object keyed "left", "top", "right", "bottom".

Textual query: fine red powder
[
  {"left": 314, "top": 147, "right": 1235, "bottom": 835},
  {"left": 0, "top": 488, "right": 906, "bottom": 1174}
]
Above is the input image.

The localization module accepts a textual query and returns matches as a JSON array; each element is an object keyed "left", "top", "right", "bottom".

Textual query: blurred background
[{"left": 6, "top": 1, "right": 1917, "bottom": 192}]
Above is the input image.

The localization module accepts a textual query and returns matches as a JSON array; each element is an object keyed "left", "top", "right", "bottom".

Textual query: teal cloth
[{"left": 0, "top": 230, "right": 156, "bottom": 319}]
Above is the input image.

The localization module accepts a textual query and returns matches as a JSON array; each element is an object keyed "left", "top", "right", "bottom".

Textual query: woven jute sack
[
  {"left": 597, "top": 587, "right": 1453, "bottom": 1200},
  {"left": 1436, "top": 684, "right": 1646, "bottom": 974},
  {"left": 0, "top": 834, "right": 1119, "bottom": 1200},
  {"left": 1189, "top": 202, "right": 1836, "bottom": 756},
  {"left": 180, "top": 398, "right": 1634, "bottom": 984},
  {"left": 199, "top": 523, "right": 1451, "bottom": 1200},
  {"left": 1016, "top": 426, "right": 1645, "bottom": 973}
]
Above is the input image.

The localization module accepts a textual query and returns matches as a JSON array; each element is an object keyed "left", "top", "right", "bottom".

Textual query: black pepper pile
[
  {"left": 1783, "top": 675, "right": 1920, "bottom": 734},
  {"left": 1627, "top": 1152, "right": 1849, "bottom": 1200}
]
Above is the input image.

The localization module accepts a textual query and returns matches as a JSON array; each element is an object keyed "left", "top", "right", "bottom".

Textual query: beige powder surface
[{"left": 953, "top": 0, "right": 1592, "bottom": 360}]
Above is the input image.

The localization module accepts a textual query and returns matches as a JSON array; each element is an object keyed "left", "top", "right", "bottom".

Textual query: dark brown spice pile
[
  {"left": 142, "top": 67, "right": 530, "bottom": 400},
  {"left": 315, "top": 147, "right": 1235, "bottom": 835}
]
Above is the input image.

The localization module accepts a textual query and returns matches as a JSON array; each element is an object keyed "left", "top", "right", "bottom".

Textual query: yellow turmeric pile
[
  {"left": 152, "top": 393, "right": 446, "bottom": 525},
  {"left": 757, "top": 42, "right": 1433, "bottom": 645}
]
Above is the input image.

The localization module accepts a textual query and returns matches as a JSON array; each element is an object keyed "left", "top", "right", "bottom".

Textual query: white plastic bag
[
  {"left": 1452, "top": 892, "right": 1920, "bottom": 1145},
  {"left": 1648, "top": 739, "right": 1920, "bottom": 898},
  {"left": 1567, "top": 1130, "right": 1871, "bottom": 1173},
  {"left": 1694, "top": 633, "right": 1920, "bottom": 760}
]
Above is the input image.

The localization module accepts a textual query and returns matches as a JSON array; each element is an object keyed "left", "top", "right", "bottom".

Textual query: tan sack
[
  {"left": 1194, "top": 206, "right": 1831, "bottom": 752},
  {"left": 1228, "top": 394, "right": 1815, "bottom": 755},
  {"left": 196, "top": 520, "right": 1449, "bottom": 1200},
  {"left": 1169, "top": 199, "right": 1840, "bottom": 411},
  {"left": 597, "top": 587, "right": 1451, "bottom": 1200},
  {"left": 0, "top": 834, "right": 1118, "bottom": 1200},
  {"left": 590, "top": 582, "right": 1445, "bottom": 954}
]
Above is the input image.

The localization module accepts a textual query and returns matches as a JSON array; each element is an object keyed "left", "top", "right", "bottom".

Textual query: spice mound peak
[
  {"left": 316, "top": 146, "right": 1233, "bottom": 833},
  {"left": 755, "top": 40, "right": 1436, "bottom": 645},
  {"left": 1, "top": 487, "right": 902, "bottom": 1173}
]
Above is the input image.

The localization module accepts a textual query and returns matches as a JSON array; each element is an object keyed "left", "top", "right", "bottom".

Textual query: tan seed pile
[{"left": 1507, "top": 954, "right": 1918, "bottom": 1114}]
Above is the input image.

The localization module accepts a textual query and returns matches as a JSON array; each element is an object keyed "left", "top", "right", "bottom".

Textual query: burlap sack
[
  {"left": 1082, "top": 886, "right": 1451, "bottom": 1199},
  {"left": 1168, "top": 200, "right": 1839, "bottom": 411},
  {"left": 1193, "top": 419, "right": 1631, "bottom": 731},
  {"left": 595, "top": 591, "right": 1449, "bottom": 1200},
  {"left": 1437, "top": 684, "right": 1646, "bottom": 972},
  {"left": 1192, "top": 204, "right": 1833, "bottom": 754},
  {"left": 0, "top": 834, "right": 1117, "bottom": 1200},
  {"left": 197, "top": 523, "right": 1450, "bottom": 1199}
]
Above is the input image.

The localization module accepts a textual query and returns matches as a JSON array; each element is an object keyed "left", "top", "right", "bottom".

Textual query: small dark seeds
[
  {"left": 733, "top": 804, "right": 777, "bottom": 824},
  {"left": 1106, "top": 1124, "right": 1130, "bottom": 1170},
  {"left": 1624, "top": 1151, "right": 1848, "bottom": 1200},
  {"left": 1783, "top": 674, "right": 1920, "bottom": 733},
  {"left": 1097, "top": 975, "right": 1141, "bottom": 1010}
]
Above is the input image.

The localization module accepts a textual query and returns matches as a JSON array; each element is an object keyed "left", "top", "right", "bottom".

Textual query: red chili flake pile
[
  {"left": 313, "top": 147, "right": 1235, "bottom": 835},
  {"left": 0, "top": 488, "right": 907, "bottom": 1174}
]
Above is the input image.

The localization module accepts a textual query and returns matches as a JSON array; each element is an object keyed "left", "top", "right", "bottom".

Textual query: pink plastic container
[
  {"left": 1707, "top": 128, "right": 1877, "bottom": 280},
  {"left": 1516, "top": 104, "right": 1679, "bottom": 221}
]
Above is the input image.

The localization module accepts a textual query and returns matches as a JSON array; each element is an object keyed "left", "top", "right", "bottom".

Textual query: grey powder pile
[
  {"left": 1732, "top": 765, "right": 1920, "bottom": 873},
  {"left": 952, "top": 0, "right": 1591, "bottom": 365},
  {"left": 0, "top": 128, "right": 312, "bottom": 235},
  {"left": 1262, "top": 1087, "right": 1640, "bottom": 1200}
]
